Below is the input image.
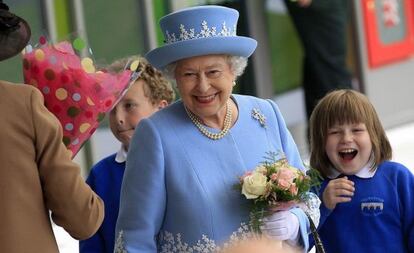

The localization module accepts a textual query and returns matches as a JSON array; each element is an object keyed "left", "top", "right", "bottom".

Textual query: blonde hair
[
  {"left": 309, "top": 89, "right": 392, "bottom": 178},
  {"left": 109, "top": 55, "right": 175, "bottom": 105}
]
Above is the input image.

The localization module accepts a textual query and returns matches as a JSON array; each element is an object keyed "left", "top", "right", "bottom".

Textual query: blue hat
[{"left": 146, "top": 5, "right": 257, "bottom": 69}]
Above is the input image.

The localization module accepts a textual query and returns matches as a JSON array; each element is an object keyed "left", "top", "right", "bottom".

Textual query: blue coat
[{"left": 115, "top": 95, "right": 310, "bottom": 252}]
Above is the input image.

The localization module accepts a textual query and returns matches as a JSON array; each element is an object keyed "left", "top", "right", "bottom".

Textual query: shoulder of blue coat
[
  {"left": 232, "top": 94, "right": 270, "bottom": 104},
  {"left": 146, "top": 100, "right": 184, "bottom": 124},
  {"left": 232, "top": 94, "right": 276, "bottom": 112}
]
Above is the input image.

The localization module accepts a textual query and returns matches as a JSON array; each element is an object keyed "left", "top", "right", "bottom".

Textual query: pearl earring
[{"left": 232, "top": 81, "right": 236, "bottom": 86}]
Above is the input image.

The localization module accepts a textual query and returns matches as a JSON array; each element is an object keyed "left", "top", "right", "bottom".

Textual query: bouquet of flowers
[
  {"left": 239, "top": 151, "right": 322, "bottom": 233},
  {"left": 22, "top": 35, "right": 135, "bottom": 157}
]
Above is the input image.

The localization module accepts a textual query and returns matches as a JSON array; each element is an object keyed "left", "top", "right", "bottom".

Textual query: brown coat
[{"left": 0, "top": 80, "right": 104, "bottom": 253}]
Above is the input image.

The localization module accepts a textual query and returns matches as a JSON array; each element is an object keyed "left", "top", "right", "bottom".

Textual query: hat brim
[
  {"left": 146, "top": 36, "right": 257, "bottom": 69},
  {"left": 0, "top": 16, "right": 31, "bottom": 61}
]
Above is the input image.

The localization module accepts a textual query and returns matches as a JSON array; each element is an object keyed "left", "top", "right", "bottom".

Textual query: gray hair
[{"left": 162, "top": 55, "right": 248, "bottom": 81}]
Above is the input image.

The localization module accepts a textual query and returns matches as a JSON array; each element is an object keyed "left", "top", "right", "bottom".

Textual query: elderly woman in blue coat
[{"left": 115, "top": 5, "right": 319, "bottom": 253}]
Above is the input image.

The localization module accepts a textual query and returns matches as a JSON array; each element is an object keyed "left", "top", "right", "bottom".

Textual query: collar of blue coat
[{"left": 115, "top": 145, "right": 127, "bottom": 163}]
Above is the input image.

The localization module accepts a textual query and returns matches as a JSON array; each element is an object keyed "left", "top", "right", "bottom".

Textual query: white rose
[{"left": 241, "top": 172, "right": 268, "bottom": 199}]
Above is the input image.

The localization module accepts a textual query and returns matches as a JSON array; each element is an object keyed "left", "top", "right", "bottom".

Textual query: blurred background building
[{"left": 1, "top": 1, "right": 413, "bottom": 251}]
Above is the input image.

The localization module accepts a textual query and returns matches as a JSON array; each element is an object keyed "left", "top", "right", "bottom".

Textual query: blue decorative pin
[{"left": 251, "top": 108, "right": 266, "bottom": 127}]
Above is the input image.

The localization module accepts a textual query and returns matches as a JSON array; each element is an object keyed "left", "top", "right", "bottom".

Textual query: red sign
[{"left": 362, "top": 0, "right": 414, "bottom": 68}]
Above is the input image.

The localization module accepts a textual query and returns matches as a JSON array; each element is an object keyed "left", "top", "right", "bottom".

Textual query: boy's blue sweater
[{"left": 79, "top": 153, "right": 125, "bottom": 253}]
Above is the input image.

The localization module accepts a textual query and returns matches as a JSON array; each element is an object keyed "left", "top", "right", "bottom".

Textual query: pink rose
[
  {"left": 276, "top": 179, "right": 291, "bottom": 190},
  {"left": 277, "top": 167, "right": 296, "bottom": 182},
  {"left": 288, "top": 183, "right": 298, "bottom": 196},
  {"left": 271, "top": 167, "right": 298, "bottom": 190},
  {"left": 242, "top": 171, "right": 252, "bottom": 178},
  {"left": 274, "top": 167, "right": 296, "bottom": 189}
]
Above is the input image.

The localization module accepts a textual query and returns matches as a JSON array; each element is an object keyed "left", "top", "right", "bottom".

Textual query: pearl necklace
[{"left": 185, "top": 100, "right": 232, "bottom": 140}]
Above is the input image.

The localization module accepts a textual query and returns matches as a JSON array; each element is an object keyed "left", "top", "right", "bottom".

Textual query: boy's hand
[{"left": 322, "top": 176, "right": 355, "bottom": 210}]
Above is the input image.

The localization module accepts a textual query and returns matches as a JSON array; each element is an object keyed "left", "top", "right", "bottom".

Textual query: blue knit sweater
[
  {"left": 79, "top": 153, "right": 125, "bottom": 253},
  {"left": 315, "top": 161, "right": 414, "bottom": 252}
]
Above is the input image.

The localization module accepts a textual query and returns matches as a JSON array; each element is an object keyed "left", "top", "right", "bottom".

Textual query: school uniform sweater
[
  {"left": 80, "top": 152, "right": 125, "bottom": 253},
  {"left": 317, "top": 161, "right": 414, "bottom": 253}
]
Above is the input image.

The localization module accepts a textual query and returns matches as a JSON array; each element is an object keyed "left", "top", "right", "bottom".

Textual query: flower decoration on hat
[{"left": 22, "top": 35, "right": 135, "bottom": 158}]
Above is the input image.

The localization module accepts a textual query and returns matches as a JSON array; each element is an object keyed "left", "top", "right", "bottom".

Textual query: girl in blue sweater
[{"left": 309, "top": 89, "right": 414, "bottom": 252}]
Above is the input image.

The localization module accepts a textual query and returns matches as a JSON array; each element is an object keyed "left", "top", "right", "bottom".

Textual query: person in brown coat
[{"left": 0, "top": 1, "right": 104, "bottom": 252}]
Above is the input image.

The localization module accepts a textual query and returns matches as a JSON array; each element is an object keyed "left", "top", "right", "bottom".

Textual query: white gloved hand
[{"left": 260, "top": 210, "right": 300, "bottom": 241}]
